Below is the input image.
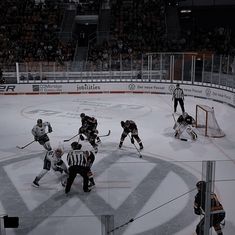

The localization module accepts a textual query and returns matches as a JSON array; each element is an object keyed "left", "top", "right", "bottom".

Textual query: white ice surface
[{"left": 0, "top": 94, "right": 235, "bottom": 235}]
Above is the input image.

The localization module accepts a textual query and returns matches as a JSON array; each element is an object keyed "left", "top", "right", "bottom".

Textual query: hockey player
[
  {"left": 32, "top": 119, "right": 53, "bottom": 150},
  {"left": 194, "top": 181, "right": 225, "bottom": 235},
  {"left": 119, "top": 120, "right": 143, "bottom": 150},
  {"left": 174, "top": 112, "right": 197, "bottom": 140},
  {"left": 79, "top": 113, "right": 100, "bottom": 153},
  {"left": 32, "top": 148, "right": 68, "bottom": 187},
  {"left": 65, "top": 141, "right": 94, "bottom": 194}
]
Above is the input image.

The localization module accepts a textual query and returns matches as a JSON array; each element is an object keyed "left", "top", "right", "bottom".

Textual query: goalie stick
[
  {"left": 172, "top": 113, "right": 188, "bottom": 142},
  {"left": 64, "top": 130, "right": 111, "bottom": 142}
]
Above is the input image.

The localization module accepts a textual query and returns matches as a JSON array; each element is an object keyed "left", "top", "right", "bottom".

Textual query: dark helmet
[
  {"left": 71, "top": 142, "right": 82, "bottom": 150},
  {"left": 80, "top": 113, "right": 85, "bottom": 118},
  {"left": 183, "top": 112, "right": 188, "bottom": 118},
  {"left": 176, "top": 83, "right": 180, "bottom": 87},
  {"left": 196, "top": 181, "right": 206, "bottom": 192},
  {"left": 37, "top": 119, "right": 42, "bottom": 125},
  {"left": 125, "top": 120, "right": 130, "bottom": 126}
]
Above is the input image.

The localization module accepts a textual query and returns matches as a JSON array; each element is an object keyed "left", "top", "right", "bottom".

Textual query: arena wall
[{"left": 0, "top": 82, "right": 234, "bottom": 108}]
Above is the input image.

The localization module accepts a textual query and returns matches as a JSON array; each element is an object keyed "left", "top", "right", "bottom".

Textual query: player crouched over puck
[
  {"left": 65, "top": 142, "right": 95, "bottom": 194},
  {"left": 173, "top": 112, "right": 197, "bottom": 140},
  {"left": 32, "top": 148, "right": 68, "bottom": 188},
  {"left": 119, "top": 120, "right": 143, "bottom": 150}
]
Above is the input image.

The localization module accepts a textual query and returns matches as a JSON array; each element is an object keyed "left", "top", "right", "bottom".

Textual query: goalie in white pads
[
  {"left": 174, "top": 112, "right": 197, "bottom": 140},
  {"left": 32, "top": 148, "right": 68, "bottom": 187},
  {"left": 32, "top": 119, "right": 53, "bottom": 150}
]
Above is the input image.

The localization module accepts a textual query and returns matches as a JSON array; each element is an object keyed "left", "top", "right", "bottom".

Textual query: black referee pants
[
  {"left": 65, "top": 165, "right": 89, "bottom": 193},
  {"left": 174, "top": 98, "right": 185, "bottom": 113}
]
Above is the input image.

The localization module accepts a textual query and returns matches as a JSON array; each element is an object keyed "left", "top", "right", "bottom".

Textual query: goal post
[{"left": 195, "top": 105, "right": 225, "bottom": 138}]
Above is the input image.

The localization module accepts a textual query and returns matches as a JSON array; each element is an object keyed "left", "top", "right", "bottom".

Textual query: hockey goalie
[{"left": 173, "top": 112, "right": 197, "bottom": 141}]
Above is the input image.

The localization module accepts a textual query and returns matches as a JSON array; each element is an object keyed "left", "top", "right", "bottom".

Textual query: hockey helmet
[
  {"left": 71, "top": 142, "right": 82, "bottom": 150},
  {"left": 176, "top": 83, "right": 180, "bottom": 87},
  {"left": 196, "top": 181, "right": 206, "bottom": 192},
  {"left": 37, "top": 119, "right": 43, "bottom": 126},
  {"left": 183, "top": 112, "right": 188, "bottom": 118},
  {"left": 80, "top": 113, "right": 85, "bottom": 118}
]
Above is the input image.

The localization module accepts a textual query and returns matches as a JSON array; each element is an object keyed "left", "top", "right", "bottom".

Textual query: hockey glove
[
  {"left": 34, "top": 136, "right": 39, "bottom": 141},
  {"left": 48, "top": 125, "right": 53, "bottom": 133},
  {"left": 80, "top": 134, "right": 85, "bottom": 141}
]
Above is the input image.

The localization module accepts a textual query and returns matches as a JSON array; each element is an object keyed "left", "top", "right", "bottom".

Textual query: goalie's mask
[
  {"left": 54, "top": 148, "right": 63, "bottom": 158},
  {"left": 183, "top": 112, "right": 188, "bottom": 118},
  {"left": 71, "top": 141, "right": 82, "bottom": 150},
  {"left": 37, "top": 119, "right": 43, "bottom": 127},
  {"left": 196, "top": 180, "right": 206, "bottom": 192},
  {"left": 80, "top": 113, "right": 85, "bottom": 118}
]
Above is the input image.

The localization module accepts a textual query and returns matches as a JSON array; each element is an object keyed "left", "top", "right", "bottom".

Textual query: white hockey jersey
[{"left": 32, "top": 122, "right": 51, "bottom": 137}]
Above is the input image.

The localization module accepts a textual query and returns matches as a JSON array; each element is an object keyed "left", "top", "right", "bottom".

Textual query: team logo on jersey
[
  {"left": 128, "top": 83, "right": 136, "bottom": 90},
  {"left": 168, "top": 85, "right": 175, "bottom": 93},
  {"left": 205, "top": 88, "right": 211, "bottom": 97}
]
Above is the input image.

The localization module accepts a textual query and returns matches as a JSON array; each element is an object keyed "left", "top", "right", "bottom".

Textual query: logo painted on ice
[
  {"left": 128, "top": 84, "right": 136, "bottom": 90},
  {"left": 0, "top": 152, "right": 197, "bottom": 235},
  {"left": 205, "top": 88, "right": 211, "bottom": 97},
  {"left": 168, "top": 85, "right": 175, "bottom": 93}
]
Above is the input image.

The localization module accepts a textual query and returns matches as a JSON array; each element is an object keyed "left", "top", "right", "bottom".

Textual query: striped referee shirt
[
  {"left": 172, "top": 87, "right": 184, "bottom": 99},
  {"left": 67, "top": 150, "right": 87, "bottom": 167}
]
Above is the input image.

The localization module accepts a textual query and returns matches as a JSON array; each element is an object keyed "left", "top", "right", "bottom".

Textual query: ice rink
[{"left": 0, "top": 93, "right": 235, "bottom": 235}]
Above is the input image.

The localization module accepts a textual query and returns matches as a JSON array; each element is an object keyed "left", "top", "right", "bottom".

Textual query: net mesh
[{"left": 196, "top": 105, "right": 225, "bottom": 138}]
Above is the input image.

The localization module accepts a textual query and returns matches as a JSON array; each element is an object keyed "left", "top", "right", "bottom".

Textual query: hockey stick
[
  {"left": 64, "top": 130, "right": 111, "bottom": 142},
  {"left": 63, "top": 133, "right": 80, "bottom": 142},
  {"left": 172, "top": 113, "right": 188, "bottom": 142},
  {"left": 128, "top": 134, "right": 142, "bottom": 158},
  {"left": 16, "top": 140, "right": 36, "bottom": 149},
  {"left": 82, "top": 130, "right": 111, "bottom": 141},
  {"left": 98, "top": 130, "right": 111, "bottom": 138}
]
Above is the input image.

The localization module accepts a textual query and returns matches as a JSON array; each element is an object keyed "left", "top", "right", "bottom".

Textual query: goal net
[{"left": 195, "top": 105, "right": 225, "bottom": 138}]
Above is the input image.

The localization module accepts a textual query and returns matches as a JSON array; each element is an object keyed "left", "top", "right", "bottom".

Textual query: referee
[
  {"left": 65, "top": 142, "right": 91, "bottom": 194},
  {"left": 172, "top": 83, "right": 185, "bottom": 113}
]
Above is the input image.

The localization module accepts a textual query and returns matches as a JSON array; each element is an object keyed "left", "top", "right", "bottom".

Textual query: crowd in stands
[
  {"left": 86, "top": 0, "right": 235, "bottom": 70},
  {"left": 0, "top": 0, "right": 235, "bottom": 74},
  {"left": 87, "top": 0, "right": 167, "bottom": 70},
  {"left": 0, "top": 0, "right": 76, "bottom": 66}
]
